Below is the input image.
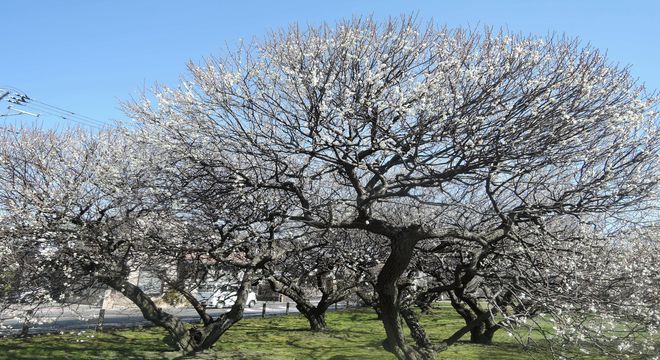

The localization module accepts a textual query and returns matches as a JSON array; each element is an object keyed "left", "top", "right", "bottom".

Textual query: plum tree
[
  {"left": 0, "top": 127, "right": 281, "bottom": 353},
  {"left": 122, "top": 16, "right": 660, "bottom": 359}
]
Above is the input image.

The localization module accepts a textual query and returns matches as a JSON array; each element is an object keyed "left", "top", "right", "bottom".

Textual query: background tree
[
  {"left": 0, "top": 127, "right": 278, "bottom": 353},
  {"left": 266, "top": 228, "right": 382, "bottom": 331},
  {"left": 407, "top": 217, "right": 660, "bottom": 358}
]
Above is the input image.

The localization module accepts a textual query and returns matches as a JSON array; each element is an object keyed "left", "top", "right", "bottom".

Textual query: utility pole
[
  {"left": 0, "top": 91, "right": 10, "bottom": 118},
  {"left": 1, "top": 90, "right": 39, "bottom": 118}
]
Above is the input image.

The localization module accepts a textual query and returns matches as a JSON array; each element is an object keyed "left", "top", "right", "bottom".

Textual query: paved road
[{"left": 0, "top": 301, "right": 347, "bottom": 336}]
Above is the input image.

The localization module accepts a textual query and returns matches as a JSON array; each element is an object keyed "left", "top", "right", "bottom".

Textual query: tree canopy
[{"left": 1, "top": 16, "right": 658, "bottom": 360}]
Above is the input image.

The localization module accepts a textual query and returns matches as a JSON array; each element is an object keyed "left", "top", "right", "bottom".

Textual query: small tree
[
  {"left": 0, "top": 127, "right": 278, "bottom": 353},
  {"left": 266, "top": 229, "right": 382, "bottom": 331},
  {"left": 408, "top": 218, "right": 660, "bottom": 357}
]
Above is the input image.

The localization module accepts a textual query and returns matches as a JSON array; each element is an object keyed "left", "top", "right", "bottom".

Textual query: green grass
[{"left": 0, "top": 306, "right": 606, "bottom": 359}]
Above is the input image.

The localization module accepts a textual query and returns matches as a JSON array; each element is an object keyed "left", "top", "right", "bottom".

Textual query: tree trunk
[
  {"left": 170, "top": 283, "right": 213, "bottom": 325},
  {"left": 356, "top": 287, "right": 383, "bottom": 319},
  {"left": 185, "top": 268, "right": 254, "bottom": 351},
  {"left": 400, "top": 306, "right": 432, "bottom": 349},
  {"left": 467, "top": 314, "right": 498, "bottom": 344},
  {"left": 414, "top": 292, "right": 438, "bottom": 315},
  {"left": 267, "top": 275, "right": 332, "bottom": 332},
  {"left": 298, "top": 304, "right": 327, "bottom": 331},
  {"left": 448, "top": 293, "right": 497, "bottom": 345},
  {"left": 482, "top": 326, "right": 498, "bottom": 343},
  {"left": 373, "top": 305, "right": 384, "bottom": 320},
  {"left": 440, "top": 308, "right": 496, "bottom": 349},
  {"left": 103, "top": 277, "right": 196, "bottom": 352},
  {"left": 469, "top": 327, "right": 495, "bottom": 345},
  {"left": 102, "top": 268, "right": 254, "bottom": 354},
  {"left": 376, "top": 233, "right": 434, "bottom": 360}
]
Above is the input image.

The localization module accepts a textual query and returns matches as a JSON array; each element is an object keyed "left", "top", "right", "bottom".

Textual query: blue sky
[{"left": 1, "top": 0, "right": 658, "bottom": 127}]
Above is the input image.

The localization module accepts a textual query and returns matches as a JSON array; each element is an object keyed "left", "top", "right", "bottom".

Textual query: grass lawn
[{"left": 0, "top": 305, "right": 606, "bottom": 359}]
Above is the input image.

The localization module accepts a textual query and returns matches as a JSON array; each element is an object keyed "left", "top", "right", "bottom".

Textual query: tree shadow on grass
[
  {"left": 282, "top": 336, "right": 390, "bottom": 360},
  {"left": 1, "top": 328, "right": 180, "bottom": 360},
  {"left": 241, "top": 325, "right": 311, "bottom": 333}
]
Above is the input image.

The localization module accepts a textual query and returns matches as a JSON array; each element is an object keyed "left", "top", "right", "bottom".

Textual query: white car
[{"left": 195, "top": 285, "right": 258, "bottom": 308}]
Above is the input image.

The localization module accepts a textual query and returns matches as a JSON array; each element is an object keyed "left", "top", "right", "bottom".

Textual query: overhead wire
[
  {"left": 6, "top": 101, "right": 100, "bottom": 129},
  {"left": 0, "top": 86, "right": 109, "bottom": 129},
  {"left": 28, "top": 99, "right": 108, "bottom": 127},
  {"left": 14, "top": 101, "right": 104, "bottom": 129}
]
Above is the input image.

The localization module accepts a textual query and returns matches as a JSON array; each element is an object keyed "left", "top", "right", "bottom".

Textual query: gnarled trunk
[
  {"left": 400, "top": 306, "right": 432, "bottom": 349},
  {"left": 414, "top": 292, "right": 439, "bottom": 315},
  {"left": 185, "top": 268, "right": 254, "bottom": 351},
  {"left": 448, "top": 292, "right": 498, "bottom": 345},
  {"left": 103, "top": 269, "right": 254, "bottom": 353},
  {"left": 297, "top": 303, "right": 328, "bottom": 331},
  {"left": 376, "top": 233, "right": 434, "bottom": 360},
  {"left": 267, "top": 275, "right": 337, "bottom": 332},
  {"left": 356, "top": 287, "right": 383, "bottom": 319},
  {"left": 469, "top": 327, "right": 496, "bottom": 345},
  {"left": 104, "top": 277, "right": 195, "bottom": 351}
]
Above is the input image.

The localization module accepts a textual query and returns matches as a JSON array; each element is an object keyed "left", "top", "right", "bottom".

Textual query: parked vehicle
[{"left": 194, "top": 284, "right": 257, "bottom": 308}]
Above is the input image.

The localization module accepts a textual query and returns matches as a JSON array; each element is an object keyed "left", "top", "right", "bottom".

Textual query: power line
[
  {"left": 8, "top": 91, "right": 104, "bottom": 127},
  {"left": 15, "top": 101, "right": 104, "bottom": 128},
  {"left": 31, "top": 99, "right": 107, "bottom": 126},
  {"left": 0, "top": 86, "right": 110, "bottom": 129},
  {"left": 4, "top": 100, "right": 101, "bottom": 129}
]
